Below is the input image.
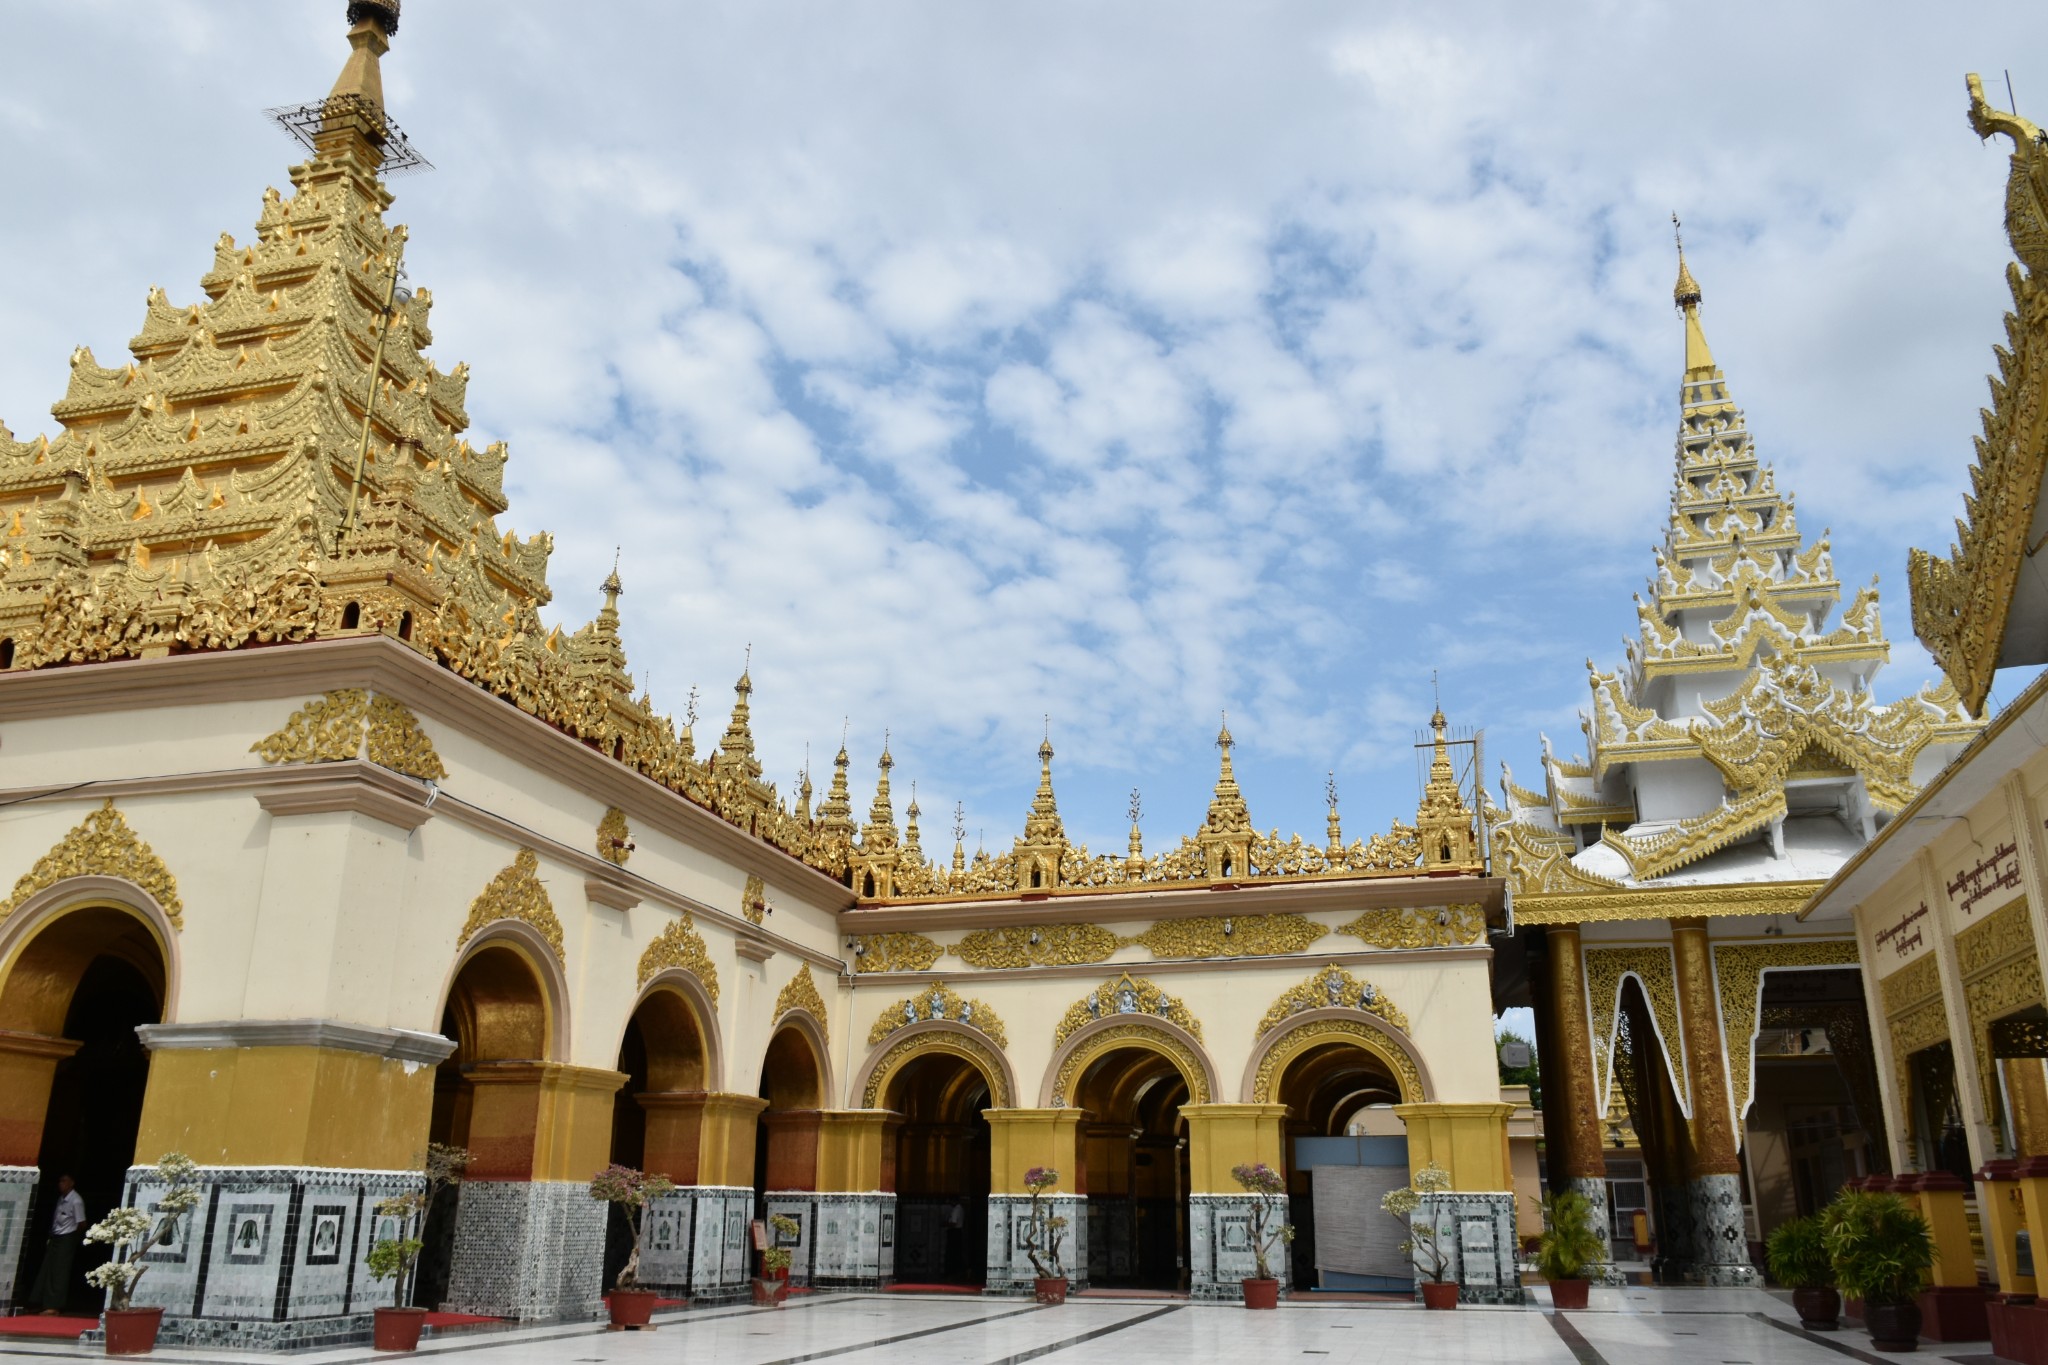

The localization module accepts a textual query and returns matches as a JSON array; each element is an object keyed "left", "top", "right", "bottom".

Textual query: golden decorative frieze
[
  {"left": 1909, "top": 76, "right": 2048, "bottom": 716},
  {"left": 1599, "top": 789, "right": 1786, "bottom": 882},
  {"left": 1335, "top": 904, "right": 1486, "bottom": 949},
  {"left": 1584, "top": 946, "right": 1685, "bottom": 1112},
  {"left": 866, "top": 984, "right": 1007, "bottom": 1047},
  {"left": 1966, "top": 952, "right": 2046, "bottom": 1129},
  {"left": 1714, "top": 939, "right": 1860, "bottom": 1119},
  {"left": 1124, "top": 914, "right": 1325, "bottom": 960},
  {"left": 1513, "top": 880, "right": 1823, "bottom": 925},
  {"left": 458, "top": 847, "right": 563, "bottom": 963},
  {"left": 0, "top": 799, "right": 183, "bottom": 928},
  {"left": 252, "top": 688, "right": 447, "bottom": 780},
  {"left": 953, "top": 923, "right": 1120, "bottom": 969},
  {"left": 1052, "top": 973, "right": 1201, "bottom": 1048},
  {"left": 862, "top": 1029, "right": 1012, "bottom": 1108},
  {"left": 1049, "top": 1022, "right": 1211, "bottom": 1107},
  {"left": 849, "top": 931, "right": 942, "bottom": 974},
  {"left": 1250, "top": 1017, "right": 1423, "bottom": 1105},
  {"left": 364, "top": 695, "right": 445, "bottom": 780},
  {"left": 636, "top": 915, "right": 719, "bottom": 1005},
  {"left": 1957, "top": 900, "right": 2036, "bottom": 980},
  {"left": 596, "top": 806, "right": 633, "bottom": 866},
  {"left": 1255, "top": 964, "right": 1408, "bottom": 1037},
  {"left": 774, "top": 965, "right": 830, "bottom": 1042},
  {"left": 1887, "top": 997, "right": 1952, "bottom": 1139},
  {"left": 740, "top": 873, "right": 769, "bottom": 927},
  {"left": 1880, "top": 953, "right": 1943, "bottom": 1018}
]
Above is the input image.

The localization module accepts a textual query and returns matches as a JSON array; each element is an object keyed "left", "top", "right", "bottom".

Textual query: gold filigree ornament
[
  {"left": 458, "top": 847, "right": 564, "bottom": 963},
  {"left": 867, "top": 984, "right": 1007, "bottom": 1047},
  {"left": 252, "top": 689, "right": 446, "bottom": 780},
  {"left": 774, "top": 965, "right": 830, "bottom": 1042},
  {"left": 1713, "top": 939, "right": 1860, "bottom": 1119},
  {"left": 636, "top": 914, "right": 718, "bottom": 1004},
  {"left": 1256, "top": 963, "right": 1408, "bottom": 1037},
  {"left": 1051, "top": 973, "right": 1202, "bottom": 1048},
  {"left": 1049, "top": 1022, "right": 1211, "bottom": 1107},
  {"left": 1123, "top": 914, "right": 1326, "bottom": 960},
  {"left": 1250, "top": 1017, "right": 1424, "bottom": 1105},
  {"left": 1335, "top": 905, "right": 1485, "bottom": 949},
  {"left": 1583, "top": 946, "right": 1685, "bottom": 1112},
  {"left": 848, "top": 932, "right": 942, "bottom": 974},
  {"left": 741, "top": 873, "right": 769, "bottom": 926},
  {"left": 953, "top": 922, "right": 1119, "bottom": 969},
  {"left": 862, "top": 1029, "right": 1012, "bottom": 1108},
  {"left": 1958, "top": 901, "right": 2047, "bottom": 1125},
  {"left": 0, "top": 799, "right": 183, "bottom": 928},
  {"left": 596, "top": 806, "right": 633, "bottom": 866}
]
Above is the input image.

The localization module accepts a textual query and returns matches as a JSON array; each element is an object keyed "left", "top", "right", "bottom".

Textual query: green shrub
[
  {"left": 1534, "top": 1191, "right": 1606, "bottom": 1282},
  {"left": 1764, "top": 1215, "right": 1832, "bottom": 1288},
  {"left": 1823, "top": 1191, "right": 1934, "bottom": 1306}
]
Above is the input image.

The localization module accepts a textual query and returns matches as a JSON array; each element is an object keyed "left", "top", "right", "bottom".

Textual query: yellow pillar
[
  {"left": 1671, "top": 919, "right": 1740, "bottom": 1178},
  {"left": 136, "top": 1045, "right": 438, "bottom": 1170},
  {"left": 0, "top": 1030, "right": 78, "bottom": 1165},
  {"left": 1393, "top": 1103, "right": 1516, "bottom": 1190},
  {"left": 817, "top": 1110, "right": 902, "bottom": 1192},
  {"left": 1903, "top": 1172, "right": 1981, "bottom": 1288},
  {"left": 1543, "top": 928, "right": 1611, "bottom": 1185},
  {"left": 1980, "top": 1160, "right": 2036, "bottom": 1297},
  {"left": 984, "top": 1108, "right": 1083, "bottom": 1195},
  {"left": 532, "top": 1063, "right": 628, "bottom": 1182},
  {"left": 1182, "top": 1103, "right": 1290, "bottom": 1195}
]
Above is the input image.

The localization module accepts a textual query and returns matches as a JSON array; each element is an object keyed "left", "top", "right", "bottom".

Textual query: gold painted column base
[
  {"left": 817, "top": 1109, "right": 904, "bottom": 1193},
  {"left": 638, "top": 1091, "right": 766, "bottom": 1188},
  {"left": 1903, "top": 1172, "right": 1981, "bottom": 1288},
  {"left": 0, "top": 1030, "right": 79, "bottom": 1165},
  {"left": 1182, "top": 1103, "right": 1290, "bottom": 1196},
  {"left": 138, "top": 1044, "right": 436, "bottom": 1170},
  {"left": 984, "top": 1107, "right": 1083, "bottom": 1196},
  {"left": 1394, "top": 1102, "right": 1516, "bottom": 1190},
  {"left": 464, "top": 1061, "right": 627, "bottom": 1182},
  {"left": 1979, "top": 1161, "right": 2036, "bottom": 1297}
]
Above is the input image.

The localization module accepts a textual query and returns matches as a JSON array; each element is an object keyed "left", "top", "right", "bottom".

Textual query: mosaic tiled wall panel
[
  {"left": 1402, "top": 1191, "right": 1523, "bottom": 1305},
  {"left": 0, "top": 1167, "right": 35, "bottom": 1317},
  {"left": 442, "top": 1180, "right": 605, "bottom": 1321},
  {"left": 1188, "top": 1193, "right": 1292, "bottom": 1300},
  {"left": 985, "top": 1194, "right": 1088, "bottom": 1293}
]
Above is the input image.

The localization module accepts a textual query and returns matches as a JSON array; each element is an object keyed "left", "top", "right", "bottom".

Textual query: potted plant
[
  {"left": 1019, "top": 1166, "right": 1070, "bottom": 1304},
  {"left": 1535, "top": 1190, "right": 1605, "bottom": 1311},
  {"left": 753, "top": 1214, "right": 801, "bottom": 1307},
  {"left": 1766, "top": 1213, "right": 1839, "bottom": 1330},
  {"left": 365, "top": 1143, "right": 468, "bottom": 1352},
  {"left": 1231, "top": 1161, "right": 1295, "bottom": 1309},
  {"left": 1824, "top": 1191, "right": 1935, "bottom": 1352},
  {"left": 590, "top": 1165, "right": 677, "bottom": 1329},
  {"left": 1382, "top": 1162, "right": 1458, "bottom": 1309},
  {"left": 83, "top": 1152, "right": 202, "bottom": 1356}
]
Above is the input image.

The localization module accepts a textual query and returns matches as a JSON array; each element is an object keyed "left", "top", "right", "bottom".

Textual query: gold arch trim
[
  {"left": 1257, "top": 963, "right": 1407, "bottom": 1037},
  {"left": 868, "top": 984, "right": 1007, "bottom": 1047},
  {"left": 637, "top": 915, "right": 719, "bottom": 1004},
  {"left": 861, "top": 1026, "right": 1013, "bottom": 1108},
  {"left": 1250, "top": 1016, "right": 1424, "bottom": 1105},
  {"left": 1714, "top": 939, "right": 1860, "bottom": 1119},
  {"left": 2, "top": 800, "right": 183, "bottom": 929},
  {"left": 775, "top": 965, "right": 830, "bottom": 1043},
  {"left": 1051, "top": 973, "right": 1201, "bottom": 1048},
  {"left": 459, "top": 848, "right": 564, "bottom": 963},
  {"left": 1049, "top": 1021, "right": 1211, "bottom": 1107},
  {"left": 1585, "top": 945, "right": 1685, "bottom": 1115}
]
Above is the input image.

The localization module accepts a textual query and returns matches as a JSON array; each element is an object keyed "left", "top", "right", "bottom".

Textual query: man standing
[{"left": 29, "top": 1175, "right": 86, "bottom": 1315}]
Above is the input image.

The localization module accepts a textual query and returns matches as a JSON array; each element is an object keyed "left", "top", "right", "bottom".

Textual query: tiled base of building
[
  {"left": 637, "top": 1185, "right": 752, "bottom": 1302},
  {"left": 1563, "top": 1176, "right": 1627, "bottom": 1286},
  {"left": 985, "top": 1194, "right": 1088, "bottom": 1294},
  {"left": 1667, "top": 1175, "right": 1756, "bottom": 1287},
  {"left": 443, "top": 1179, "right": 607, "bottom": 1320},
  {"left": 84, "top": 1311, "right": 384, "bottom": 1352},
  {"left": 1405, "top": 1192, "right": 1524, "bottom": 1305},
  {"left": 1188, "top": 1194, "right": 1291, "bottom": 1301},
  {"left": 0, "top": 1166, "right": 36, "bottom": 1316},
  {"left": 761, "top": 1191, "right": 896, "bottom": 1288}
]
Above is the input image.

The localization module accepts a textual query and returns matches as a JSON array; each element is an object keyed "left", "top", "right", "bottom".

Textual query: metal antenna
[{"left": 2008, "top": 69, "right": 2019, "bottom": 113}]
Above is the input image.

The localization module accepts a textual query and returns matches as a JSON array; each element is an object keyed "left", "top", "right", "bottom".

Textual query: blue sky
[{"left": 4, "top": 2, "right": 2048, "bottom": 871}]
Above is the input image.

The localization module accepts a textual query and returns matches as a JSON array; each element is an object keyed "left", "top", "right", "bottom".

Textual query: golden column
[
  {"left": 1543, "top": 928, "right": 1613, "bottom": 1216},
  {"left": 1670, "top": 918, "right": 1755, "bottom": 1284}
]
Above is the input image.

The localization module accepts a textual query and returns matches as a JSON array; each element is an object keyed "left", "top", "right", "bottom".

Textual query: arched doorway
[
  {"left": 886, "top": 1052, "right": 991, "bottom": 1286},
  {"left": 754, "top": 1021, "right": 827, "bottom": 1281},
  {"left": 1270, "top": 1039, "right": 1409, "bottom": 1292},
  {"left": 1071, "top": 1047, "right": 1189, "bottom": 1290},
  {"left": 0, "top": 904, "right": 167, "bottom": 1314},
  {"left": 604, "top": 983, "right": 712, "bottom": 1291},
  {"left": 417, "top": 940, "right": 552, "bottom": 1309}
]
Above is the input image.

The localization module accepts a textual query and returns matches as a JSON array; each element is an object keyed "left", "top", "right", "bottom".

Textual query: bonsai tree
[
  {"left": 762, "top": 1213, "right": 801, "bottom": 1276},
  {"left": 367, "top": 1142, "right": 469, "bottom": 1309},
  {"left": 1765, "top": 1214, "right": 1833, "bottom": 1288},
  {"left": 1824, "top": 1191, "right": 1934, "bottom": 1307},
  {"left": 589, "top": 1164, "right": 677, "bottom": 1291},
  {"left": 1381, "top": 1162, "right": 1456, "bottom": 1283},
  {"left": 1231, "top": 1161, "right": 1296, "bottom": 1281},
  {"left": 84, "top": 1152, "right": 202, "bottom": 1311},
  {"left": 1534, "top": 1190, "right": 1605, "bottom": 1283},
  {"left": 1019, "top": 1166, "right": 1068, "bottom": 1279}
]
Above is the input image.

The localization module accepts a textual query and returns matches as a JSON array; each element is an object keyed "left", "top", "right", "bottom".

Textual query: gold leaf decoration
[
  {"left": 1051, "top": 973, "right": 1201, "bottom": 1048},
  {"left": 364, "top": 694, "right": 447, "bottom": 780},
  {"left": 774, "top": 965, "right": 830, "bottom": 1042},
  {"left": 1124, "top": 914, "right": 1325, "bottom": 960},
  {"left": 850, "top": 932, "right": 942, "bottom": 974},
  {"left": 637, "top": 915, "right": 718, "bottom": 1004},
  {"left": 953, "top": 923, "right": 1119, "bottom": 969},
  {"left": 458, "top": 847, "right": 563, "bottom": 963},
  {"left": 1250, "top": 1017, "right": 1423, "bottom": 1105},
  {"left": 1, "top": 800, "right": 182, "bottom": 928},
  {"left": 741, "top": 873, "right": 768, "bottom": 926},
  {"left": 1255, "top": 963, "right": 1408, "bottom": 1038},
  {"left": 596, "top": 806, "right": 633, "bottom": 866},
  {"left": 1713, "top": 939, "right": 1859, "bottom": 1119},
  {"left": 1049, "top": 1022, "right": 1211, "bottom": 1107},
  {"left": 251, "top": 689, "right": 445, "bottom": 780},
  {"left": 1336, "top": 905, "right": 1486, "bottom": 949},
  {"left": 1583, "top": 945, "right": 1684, "bottom": 1112},
  {"left": 862, "top": 1029, "right": 1012, "bottom": 1108},
  {"left": 867, "top": 984, "right": 1007, "bottom": 1047}
]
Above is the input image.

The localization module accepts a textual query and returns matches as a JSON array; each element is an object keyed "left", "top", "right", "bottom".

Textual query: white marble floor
[{"left": 0, "top": 1287, "right": 2004, "bottom": 1365}]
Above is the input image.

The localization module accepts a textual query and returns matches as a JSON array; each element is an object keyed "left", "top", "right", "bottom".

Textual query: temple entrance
[
  {"left": 754, "top": 1021, "right": 827, "bottom": 1279},
  {"left": 885, "top": 1052, "right": 990, "bottom": 1286},
  {"left": 1608, "top": 980, "right": 1691, "bottom": 1280},
  {"left": 417, "top": 942, "right": 551, "bottom": 1310},
  {"left": 1270, "top": 1040, "right": 1409, "bottom": 1292},
  {"left": 604, "top": 985, "right": 711, "bottom": 1290},
  {"left": 1071, "top": 1046, "right": 1188, "bottom": 1291},
  {"left": 0, "top": 905, "right": 166, "bottom": 1314}
]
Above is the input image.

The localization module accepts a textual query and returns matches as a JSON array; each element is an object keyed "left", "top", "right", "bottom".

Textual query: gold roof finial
[
  {"left": 1672, "top": 213, "right": 1702, "bottom": 309},
  {"left": 1023, "top": 719, "right": 1065, "bottom": 841},
  {"left": 330, "top": 3, "right": 398, "bottom": 115},
  {"left": 1671, "top": 214, "right": 1720, "bottom": 382},
  {"left": 1205, "top": 710, "right": 1252, "bottom": 833},
  {"left": 1126, "top": 787, "right": 1146, "bottom": 872},
  {"left": 599, "top": 547, "right": 623, "bottom": 612},
  {"left": 1326, "top": 771, "right": 1343, "bottom": 856}
]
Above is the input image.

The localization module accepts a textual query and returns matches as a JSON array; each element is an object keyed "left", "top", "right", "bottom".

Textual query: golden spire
[
  {"left": 1126, "top": 787, "right": 1146, "bottom": 876},
  {"left": 951, "top": 802, "right": 968, "bottom": 876},
  {"left": 817, "top": 729, "right": 855, "bottom": 837},
  {"left": 903, "top": 782, "right": 923, "bottom": 860},
  {"left": 329, "top": 3, "right": 398, "bottom": 115},
  {"left": 1672, "top": 214, "right": 1723, "bottom": 391},
  {"left": 712, "top": 653, "right": 762, "bottom": 782},
  {"left": 863, "top": 734, "right": 899, "bottom": 849},
  {"left": 1417, "top": 704, "right": 1479, "bottom": 870},
  {"left": 1325, "top": 772, "right": 1343, "bottom": 858},
  {"left": 1205, "top": 713, "right": 1252, "bottom": 833},
  {"left": 1022, "top": 721, "right": 1065, "bottom": 842}
]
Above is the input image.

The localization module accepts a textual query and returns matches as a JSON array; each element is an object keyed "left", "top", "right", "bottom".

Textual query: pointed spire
[
  {"left": 1126, "top": 787, "right": 1147, "bottom": 876},
  {"left": 1205, "top": 711, "right": 1251, "bottom": 833},
  {"left": 1023, "top": 719, "right": 1065, "bottom": 842},
  {"left": 951, "top": 801, "right": 967, "bottom": 875},
  {"left": 329, "top": 4, "right": 397, "bottom": 115},
  {"left": 1325, "top": 772, "right": 1344, "bottom": 857},
  {"left": 600, "top": 547, "right": 623, "bottom": 613},
  {"left": 903, "top": 781, "right": 924, "bottom": 860},
  {"left": 816, "top": 728, "right": 855, "bottom": 837},
  {"left": 863, "top": 733, "right": 899, "bottom": 849},
  {"left": 1671, "top": 215, "right": 1730, "bottom": 420},
  {"left": 712, "top": 653, "right": 762, "bottom": 783}
]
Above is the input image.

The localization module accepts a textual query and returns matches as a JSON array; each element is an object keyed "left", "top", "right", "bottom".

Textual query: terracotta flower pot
[
  {"left": 752, "top": 1278, "right": 789, "bottom": 1307},
  {"left": 1034, "top": 1277, "right": 1068, "bottom": 1305},
  {"left": 1420, "top": 1281, "right": 1460, "bottom": 1310},
  {"left": 104, "top": 1306, "right": 165, "bottom": 1356},
  {"left": 371, "top": 1306, "right": 427, "bottom": 1353},
  {"left": 1242, "top": 1277, "right": 1280, "bottom": 1309},
  {"left": 607, "top": 1290, "right": 659, "bottom": 1330},
  {"left": 1792, "top": 1286, "right": 1841, "bottom": 1331},
  {"left": 1864, "top": 1301, "right": 1922, "bottom": 1352},
  {"left": 1549, "top": 1278, "right": 1589, "bottom": 1310}
]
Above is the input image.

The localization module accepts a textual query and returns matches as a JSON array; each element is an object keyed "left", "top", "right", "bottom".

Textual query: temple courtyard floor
[{"left": 0, "top": 1286, "right": 2012, "bottom": 1364}]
